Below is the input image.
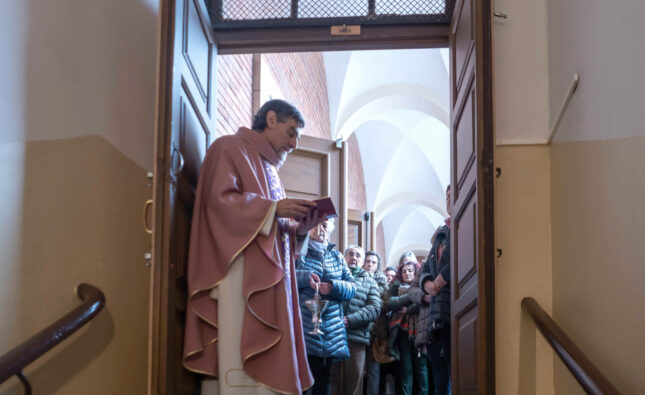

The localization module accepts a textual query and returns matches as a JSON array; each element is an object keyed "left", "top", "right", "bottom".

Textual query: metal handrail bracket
[{"left": 548, "top": 73, "right": 580, "bottom": 143}]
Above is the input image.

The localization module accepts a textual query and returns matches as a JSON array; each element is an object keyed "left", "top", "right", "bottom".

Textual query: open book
[{"left": 310, "top": 197, "right": 339, "bottom": 219}]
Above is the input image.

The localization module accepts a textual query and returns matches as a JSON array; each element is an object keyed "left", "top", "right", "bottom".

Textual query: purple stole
[{"left": 262, "top": 160, "right": 292, "bottom": 294}]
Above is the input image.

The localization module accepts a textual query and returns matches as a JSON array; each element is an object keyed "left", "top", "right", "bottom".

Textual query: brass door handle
[{"left": 143, "top": 199, "right": 154, "bottom": 234}]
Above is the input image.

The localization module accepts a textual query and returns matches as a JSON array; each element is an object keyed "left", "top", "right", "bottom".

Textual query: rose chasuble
[{"left": 183, "top": 128, "right": 313, "bottom": 394}]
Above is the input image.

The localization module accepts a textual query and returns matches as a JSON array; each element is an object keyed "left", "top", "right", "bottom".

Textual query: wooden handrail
[
  {"left": 0, "top": 283, "right": 105, "bottom": 394},
  {"left": 522, "top": 297, "right": 620, "bottom": 395}
]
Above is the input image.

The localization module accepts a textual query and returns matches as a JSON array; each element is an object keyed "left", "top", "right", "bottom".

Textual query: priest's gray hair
[{"left": 252, "top": 99, "right": 305, "bottom": 131}]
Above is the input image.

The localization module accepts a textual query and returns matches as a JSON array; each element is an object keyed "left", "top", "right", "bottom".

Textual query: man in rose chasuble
[{"left": 183, "top": 100, "right": 323, "bottom": 395}]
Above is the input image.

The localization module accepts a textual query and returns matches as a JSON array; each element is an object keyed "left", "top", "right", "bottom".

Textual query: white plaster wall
[
  {"left": 0, "top": 0, "right": 158, "bottom": 169},
  {"left": 494, "top": 0, "right": 551, "bottom": 145},
  {"left": 547, "top": 0, "right": 645, "bottom": 142}
]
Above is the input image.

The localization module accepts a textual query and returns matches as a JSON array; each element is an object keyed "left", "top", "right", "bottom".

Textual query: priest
[{"left": 183, "top": 99, "right": 322, "bottom": 394}]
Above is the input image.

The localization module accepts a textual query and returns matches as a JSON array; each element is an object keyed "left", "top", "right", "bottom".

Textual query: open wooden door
[
  {"left": 449, "top": 0, "right": 495, "bottom": 393},
  {"left": 150, "top": 0, "right": 217, "bottom": 393},
  {"left": 278, "top": 135, "right": 347, "bottom": 251}
]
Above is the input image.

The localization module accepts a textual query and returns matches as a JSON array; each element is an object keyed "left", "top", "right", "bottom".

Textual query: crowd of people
[
  {"left": 183, "top": 99, "right": 452, "bottom": 395},
  {"left": 295, "top": 190, "right": 451, "bottom": 395}
]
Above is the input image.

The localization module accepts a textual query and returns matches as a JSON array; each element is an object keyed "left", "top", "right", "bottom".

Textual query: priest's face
[{"left": 263, "top": 111, "right": 301, "bottom": 161}]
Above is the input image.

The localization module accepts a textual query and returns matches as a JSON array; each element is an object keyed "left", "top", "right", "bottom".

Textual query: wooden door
[
  {"left": 278, "top": 135, "right": 347, "bottom": 251},
  {"left": 449, "top": 0, "right": 495, "bottom": 393},
  {"left": 151, "top": 0, "right": 217, "bottom": 393},
  {"left": 347, "top": 209, "right": 367, "bottom": 250}
]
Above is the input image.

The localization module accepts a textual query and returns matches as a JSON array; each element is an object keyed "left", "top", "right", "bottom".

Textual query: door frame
[
  {"left": 214, "top": 24, "right": 449, "bottom": 53},
  {"left": 151, "top": 3, "right": 495, "bottom": 393}
]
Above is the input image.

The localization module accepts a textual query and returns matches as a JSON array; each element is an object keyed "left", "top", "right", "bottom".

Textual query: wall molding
[{"left": 496, "top": 137, "right": 549, "bottom": 146}]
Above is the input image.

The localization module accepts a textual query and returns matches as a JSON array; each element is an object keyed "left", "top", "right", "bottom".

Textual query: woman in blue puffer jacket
[{"left": 296, "top": 218, "right": 356, "bottom": 395}]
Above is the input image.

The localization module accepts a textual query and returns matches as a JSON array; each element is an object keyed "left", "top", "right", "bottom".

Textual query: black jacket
[{"left": 419, "top": 224, "right": 451, "bottom": 327}]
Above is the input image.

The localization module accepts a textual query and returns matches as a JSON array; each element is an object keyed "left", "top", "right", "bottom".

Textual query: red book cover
[{"left": 312, "top": 197, "right": 339, "bottom": 218}]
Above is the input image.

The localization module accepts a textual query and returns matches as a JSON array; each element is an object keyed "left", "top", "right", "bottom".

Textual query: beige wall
[
  {"left": 550, "top": 139, "right": 645, "bottom": 394},
  {"left": 0, "top": 0, "right": 157, "bottom": 393},
  {"left": 494, "top": 0, "right": 555, "bottom": 391},
  {"left": 495, "top": 146, "right": 554, "bottom": 395},
  {"left": 546, "top": 0, "right": 645, "bottom": 393}
]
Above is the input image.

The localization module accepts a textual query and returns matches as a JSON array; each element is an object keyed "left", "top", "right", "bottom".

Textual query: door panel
[
  {"left": 450, "top": 0, "right": 495, "bottom": 393},
  {"left": 455, "top": 85, "right": 476, "bottom": 186},
  {"left": 456, "top": 304, "right": 478, "bottom": 393},
  {"left": 347, "top": 209, "right": 367, "bottom": 250},
  {"left": 453, "top": 0, "right": 475, "bottom": 103},
  {"left": 455, "top": 196, "right": 476, "bottom": 287},
  {"left": 280, "top": 149, "right": 328, "bottom": 198},
  {"left": 180, "top": 94, "right": 210, "bottom": 185},
  {"left": 152, "top": 0, "right": 216, "bottom": 393},
  {"left": 279, "top": 135, "right": 346, "bottom": 250}
]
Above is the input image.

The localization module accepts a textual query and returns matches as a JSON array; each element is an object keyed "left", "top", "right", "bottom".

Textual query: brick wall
[
  {"left": 262, "top": 52, "right": 330, "bottom": 140},
  {"left": 215, "top": 54, "right": 253, "bottom": 137},
  {"left": 215, "top": 51, "right": 368, "bottom": 225},
  {"left": 346, "top": 134, "right": 367, "bottom": 211}
]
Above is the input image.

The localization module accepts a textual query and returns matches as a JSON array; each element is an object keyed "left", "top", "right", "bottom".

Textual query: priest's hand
[
  {"left": 277, "top": 198, "right": 316, "bottom": 220},
  {"left": 295, "top": 207, "right": 323, "bottom": 235}
]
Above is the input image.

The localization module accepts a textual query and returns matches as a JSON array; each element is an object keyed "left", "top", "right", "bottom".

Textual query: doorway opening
[
  {"left": 215, "top": 46, "right": 451, "bottom": 394},
  {"left": 150, "top": 0, "right": 495, "bottom": 393},
  {"left": 216, "top": 48, "right": 450, "bottom": 270}
]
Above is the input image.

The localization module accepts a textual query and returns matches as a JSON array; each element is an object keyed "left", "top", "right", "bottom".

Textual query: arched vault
[
  {"left": 374, "top": 192, "right": 447, "bottom": 225},
  {"left": 334, "top": 84, "right": 449, "bottom": 141}
]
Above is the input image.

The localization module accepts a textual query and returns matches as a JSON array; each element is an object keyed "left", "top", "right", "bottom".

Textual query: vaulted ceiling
[{"left": 323, "top": 48, "right": 450, "bottom": 266}]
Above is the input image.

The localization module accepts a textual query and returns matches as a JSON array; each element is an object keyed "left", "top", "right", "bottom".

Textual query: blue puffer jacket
[{"left": 296, "top": 243, "right": 356, "bottom": 361}]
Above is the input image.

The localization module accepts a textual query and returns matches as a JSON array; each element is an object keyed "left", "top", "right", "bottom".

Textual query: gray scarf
[{"left": 307, "top": 240, "right": 328, "bottom": 258}]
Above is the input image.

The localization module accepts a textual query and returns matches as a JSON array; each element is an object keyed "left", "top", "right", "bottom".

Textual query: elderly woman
[
  {"left": 384, "top": 253, "right": 430, "bottom": 395},
  {"left": 296, "top": 218, "right": 356, "bottom": 395}
]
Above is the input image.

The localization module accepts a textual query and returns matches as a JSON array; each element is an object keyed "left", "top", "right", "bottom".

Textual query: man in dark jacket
[
  {"left": 361, "top": 251, "right": 387, "bottom": 395},
  {"left": 330, "top": 245, "right": 381, "bottom": 395},
  {"left": 410, "top": 185, "right": 451, "bottom": 395}
]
